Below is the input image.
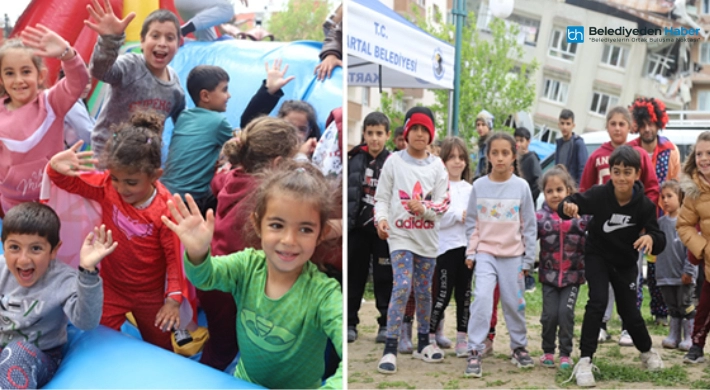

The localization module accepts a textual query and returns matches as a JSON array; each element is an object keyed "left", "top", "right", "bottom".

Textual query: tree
[
  {"left": 379, "top": 90, "right": 406, "bottom": 150},
  {"left": 415, "top": 11, "right": 539, "bottom": 145},
  {"left": 267, "top": 0, "right": 331, "bottom": 42}
]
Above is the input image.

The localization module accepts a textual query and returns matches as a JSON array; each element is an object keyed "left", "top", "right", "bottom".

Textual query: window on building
[
  {"left": 701, "top": 43, "right": 710, "bottom": 64},
  {"left": 590, "top": 91, "right": 619, "bottom": 115},
  {"left": 698, "top": 90, "right": 710, "bottom": 110},
  {"left": 601, "top": 44, "right": 628, "bottom": 69},
  {"left": 394, "top": 98, "right": 407, "bottom": 113},
  {"left": 508, "top": 14, "right": 540, "bottom": 46},
  {"left": 542, "top": 78, "right": 569, "bottom": 103},
  {"left": 361, "top": 87, "right": 370, "bottom": 107},
  {"left": 476, "top": 3, "right": 493, "bottom": 31},
  {"left": 645, "top": 52, "right": 674, "bottom": 78},
  {"left": 549, "top": 28, "right": 577, "bottom": 61},
  {"left": 704, "top": 0, "right": 710, "bottom": 14}
]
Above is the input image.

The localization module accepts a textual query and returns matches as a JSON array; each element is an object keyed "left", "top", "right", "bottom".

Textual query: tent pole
[{"left": 451, "top": 0, "right": 465, "bottom": 136}]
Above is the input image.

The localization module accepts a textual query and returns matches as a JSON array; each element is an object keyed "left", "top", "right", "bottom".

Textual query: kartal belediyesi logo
[{"left": 567, "top": 25, "right": 702, "bottom": 43}]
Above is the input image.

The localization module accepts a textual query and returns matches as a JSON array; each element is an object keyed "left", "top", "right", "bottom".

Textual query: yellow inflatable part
[
  {"left": 125, "top": 312, "right": 138, "bottom": 326},
  {"left": 124, "top": 0, "right": 159, "bottom": 42},
  {"left": 172, "top": 326, "right": 210, "bottom": 357}
]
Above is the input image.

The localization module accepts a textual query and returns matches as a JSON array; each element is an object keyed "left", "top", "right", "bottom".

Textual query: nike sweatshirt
[{"left": 558, "top": 180, "right": 666, "bottom": 268}]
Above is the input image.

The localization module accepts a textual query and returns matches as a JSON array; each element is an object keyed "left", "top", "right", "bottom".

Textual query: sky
[{"left": 1, "top": 1, "right": 31, "bottom": 24}]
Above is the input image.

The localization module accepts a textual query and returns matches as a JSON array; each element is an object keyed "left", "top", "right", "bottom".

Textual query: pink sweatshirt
[{"left": 0, "top": 54, "right": 89, "bottom": 213}]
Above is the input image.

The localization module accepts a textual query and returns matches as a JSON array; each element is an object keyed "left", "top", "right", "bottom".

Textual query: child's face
[
  {"left": 544, "top": 176, "right": 569, "bottom": 212},
  {"left": 514, "top": 136, "right": 530, "bottom": 155},
  {"left": 140, "top": 21, "right": 179, "bottom": 77},
  {"left": 444, "top": 146, "right": 467, "bottom": 181},
  {"left": 661, "top": 188, "right": 680, "bottom": 214},
  {"left": 202, "top": 80, "right": 230, "bottom": 112},
  {"left": 610, "top": 163, "right": 640, "bottom": 195},
  {"left": 3, "top": 234, "right": 59, "bottom": 288},
  {"left": 0, "top": 49, "right": 45, "bottom": 108},
  {"left": 488, "top": 139, "right": 515, "bottom": 176},
  {"left": 394, "top": 134, "right": 406, "bottom": 150},
  {"left": 695, "top": 140, "right": 710, "bottom": 178},
  {"left": 476, "top": 120, "right": 490, "bottom": 137},
  {"left": 363, "top": 124, "right": 388, "bottom": 156},
  {"left": 558, "top": 118, "right": 575, "bottom": 138},
  {"left": 256, "top": 193, "right": 322, "bottom": 279},
  {"left": 283, "top": 111, "right": 310, "bottom": 143},
  {"left": 110, "top": 167, "right": 162, "bottom": 206},
  {"left": 406, "top": 125, "right": 430, "bottom": 152},
  {"left": 607, "top": 113, "right": 630, "bottom": 147}
]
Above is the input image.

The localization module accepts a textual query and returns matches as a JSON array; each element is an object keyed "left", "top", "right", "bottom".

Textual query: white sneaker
[
  {"left": 563, "top": 357, "right": 597, "bottom": 387},
  {"left": 640, "top": 348, "right": 664, "bottom": 371},
  {"left": 618, "top": 330, "right": 634, "bottom": 347},
  {"left": 598, "top": 329, "right": 610, "bottom": 343}
]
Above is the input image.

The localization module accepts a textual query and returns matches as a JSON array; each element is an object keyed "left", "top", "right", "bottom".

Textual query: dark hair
[
  {"left": 140, "top": 9, "right": 181, "bottom": 40},
  {"left": 0, "top": 39, "right": 45, "bottom": 98},
  {"left": 630, "top": 97, "right": 668, "bottom": 130},
  {"left": 514, "top": 126, "right": 531, "bottom": 140},
  {"left": 683, "top": 131, "right": 710, "bottom": 177},
  {"left": 661, "top": 178, "right": 684, "bottom": 206},
  {"left": 227, "top": 117, "right": 300, "bottom": 172},
  {"left": 440, "top": 136, "right": 471, "bottom": 182},
  {"left": 485, "top": 132, "right": 519, "bottom": 176},
  {"left": 559, "top": 109, "right": 575, "bottom": 122},
  {"left": 103, "top": 111, "right": 164, "bottom": 175},
  {"left": 363, "top": 112, "right": 390, "bottom": 133},
  {"left": 186, "top": 65, "right": 229, "bottom": 106},
  {"left": 394, "top": 126, "right": 404, "bottom": 137},
  {"left": 246, "top": 161, "right": 333, "bottom": 268},
  {"left": 2, "top": 203, "right": 61, "bottom": 250},
  {"left": 277, "top": 100, "right": 320, "bottom": 140},
  {"left": 540, "top": 164, "right": 577, "bottom": 196},
  {"left": 609, "top": 145, "right": 641, "bottom": 171}
]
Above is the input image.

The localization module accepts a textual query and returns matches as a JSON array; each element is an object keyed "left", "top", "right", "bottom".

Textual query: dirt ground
[{"left": 347, "top": 292, "right": 710, "bottom": 389}]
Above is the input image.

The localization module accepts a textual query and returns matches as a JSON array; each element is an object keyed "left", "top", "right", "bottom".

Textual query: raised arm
[
  {"left": 85, "top": 0, "right": 136, "bottom": 84},
  {"left": 47, "top": 141, "right": 104, "bottom": 202},
  {"left": 239, "top": 60, "right": 293, "bottom": 128}
]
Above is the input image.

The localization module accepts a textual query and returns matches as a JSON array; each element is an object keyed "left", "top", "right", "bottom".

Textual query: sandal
[
  {"left": 377, "top": 353, "right": 397, "bottom": 374},
  {"left": 413, "top": 344, "right": 444, "bottom": 363}
]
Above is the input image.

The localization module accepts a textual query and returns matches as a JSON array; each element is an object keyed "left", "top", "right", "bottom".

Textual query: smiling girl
[
  {"left": 47, "top": 111, "right": 188, "bottom": 352},
  {"left": 162, "top": 161, "right": 342, "bottom": 389},
  {"left": 0, "top": 25, "right": 89, "bottom": 214}
]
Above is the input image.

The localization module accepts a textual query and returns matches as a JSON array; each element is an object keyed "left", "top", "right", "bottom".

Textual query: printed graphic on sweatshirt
[
  {"left": 241, "top": 308, "right": 296, "bottom": 353},
  {"left": 112, "top": 205, "right": 154, "bottom": 240},
  {"left": 477, "top": 198, "right": 520, "bottom": 222},
  {"left": 395, "top": 182, "right": 436, "bottom": 229},
  {"left": 0, "top": 296, "right": 45, "bottom": 347},
  {"left": 602, "top": 213, "right": 635, "bottom": 233}
]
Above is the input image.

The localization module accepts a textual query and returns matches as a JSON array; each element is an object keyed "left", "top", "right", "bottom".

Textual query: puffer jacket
[
  {"left": 678, "top": 172, "right": 710, "bottom": 280},
  {"left": 319, "top": 22, "right": 342, "bottom": 60},
  {"left": 347, "top": 144, "right": 389, "bottom": 231},
  {"left": 537, "top": 202, "right": 588, "bottom": 287}
]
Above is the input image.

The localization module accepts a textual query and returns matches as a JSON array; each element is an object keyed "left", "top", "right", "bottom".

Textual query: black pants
[
  {"left": 348, "top": 227, "right": 392, "bottom": 327},
  {"left": 430, "top": 247, "right": 472, "bottom": 333},
  {"left": 580, "top": 253, "right": 652, "bottom": 358}
]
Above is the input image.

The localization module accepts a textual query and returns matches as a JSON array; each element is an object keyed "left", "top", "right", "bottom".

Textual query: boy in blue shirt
[{"left": 162, "top": 65, "right": 233, "bottom": 215}]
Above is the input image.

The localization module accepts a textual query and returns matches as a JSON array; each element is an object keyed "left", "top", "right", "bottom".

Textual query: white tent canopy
[{"left": 347, "top": 0, "right": 455, "bottom": 89}]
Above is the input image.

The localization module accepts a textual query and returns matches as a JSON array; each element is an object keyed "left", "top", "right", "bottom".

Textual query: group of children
[
  {"left": 349, "top": 101, "right": 710, "bottom": 387},
  {"left": 0, "top": 1, "right": 342, "bottom": 388}
]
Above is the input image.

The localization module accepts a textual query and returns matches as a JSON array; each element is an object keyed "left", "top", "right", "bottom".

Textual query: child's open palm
[
  {"left": 265, "top": 59, "right": 295, "bottom": 95},
  {"left": 85, "top": 0, "right": 136, "bottom": 36},
  {"left": 79, "top": 225, "right": 118, "bottom": 271},
  {"left": 20, "top": 25, "right": 70, "bottom": 58},
  {"left": 50, "top": 141, "right": 98, "bottom": 177},
  {"left": 162, "top": 194, "right": 214, "bottom": 263}
]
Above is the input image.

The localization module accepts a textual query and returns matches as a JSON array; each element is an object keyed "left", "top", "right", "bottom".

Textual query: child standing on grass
[
  {"left": 657, "top": 179, "right": 697, "bottom": 351},
  {"left": 0, "top": 25, "right": 89, "bottom": 214},
  {"left": 374, "top": 107, "right": 449, "bottom": 374},
  {"left": 464, "top": 132, "right": 536, "bottom": 378},
  {"left": 85, "top": 0, "right": 185, "bottom": 155},
  {"left": 429, "top": 136, "right": 473, "bottom": 358},
  {"left": 47, "top": 112, "right": 186, "bottom": 352},
  {"left": 163, "top": 161, "right": 343, "bottom": 389},
  {"left": 561, "top": 146, "right": 665, "bottom": 387},
  {"left": 536, "top": 165, "right": 587, "bottom": 370},
  {"left": 677, "top": 131, "right": 710, "bottom": 364}
]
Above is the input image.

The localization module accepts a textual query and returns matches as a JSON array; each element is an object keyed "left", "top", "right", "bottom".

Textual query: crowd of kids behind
[
  {"left": 0, "top": 0, "right": 345, "bottom": 388},
  {"left": 348, "top": 95, "right": 710, "bottom": 387}
]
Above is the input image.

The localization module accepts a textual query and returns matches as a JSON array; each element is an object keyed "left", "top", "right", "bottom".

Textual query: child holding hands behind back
[
  {"left": 560, "top": 145, "right": 665, "bottom": 387},
  {"left": 163, "top": 161, "right": 343, "bottom": 389},
  {"left": 0, "top": 203, "right": 116, "bottom": 389}
]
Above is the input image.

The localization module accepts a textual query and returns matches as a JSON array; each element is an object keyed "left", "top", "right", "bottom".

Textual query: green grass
[
  {"left": 555, "top": 361, "right": 689, "bottom": 387},
  {"left": 485, "top": 379, "right": 511, "bottom": 387},
  {"left": 443, "top": 379, "right": 460, "bottom": 389},
  {"left": 376, "top": 381, "right": 416, "bottom": 389}
]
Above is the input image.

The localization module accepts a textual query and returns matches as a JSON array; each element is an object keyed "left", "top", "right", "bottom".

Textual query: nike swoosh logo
[{"left": 602, "top": 221, "right": 635, "bottom": 233}]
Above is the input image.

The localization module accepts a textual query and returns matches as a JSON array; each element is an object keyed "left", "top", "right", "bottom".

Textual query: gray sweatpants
[
  {"left": 174, "top": 0, "right": 234, "bottom": 41},
  {"left": 467, "top": 253, "right": 527, "bottom": 353},
  {"left": 660, "top": 285, "right": 696, "bottom": 319},
  {"left": 540, "top": 284, "right": 579, "bottom": 357}
]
